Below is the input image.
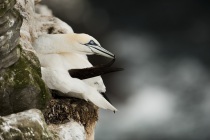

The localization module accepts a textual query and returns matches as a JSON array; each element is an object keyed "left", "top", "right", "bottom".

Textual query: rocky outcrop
[
  {"left": 0, "top": 0, "right": 51, "bottom": 116},
  {"left": 0, "top": 0, "right": 98, "bottom": 139},
  {"left": 0, "top": 109, "right": 53, "bottom": 140},
  {"left": 48, "top": 121, "right": 86, "bottom": 140}
]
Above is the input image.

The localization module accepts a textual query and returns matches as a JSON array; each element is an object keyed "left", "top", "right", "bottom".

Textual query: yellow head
[{"left": 67, "top": 33, "right": 115, "bottom": 59}]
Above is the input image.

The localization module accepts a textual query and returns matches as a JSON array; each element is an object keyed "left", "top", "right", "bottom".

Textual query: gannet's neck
[{"left": 33, "top": 34, "right": 77, "bottom": 54}]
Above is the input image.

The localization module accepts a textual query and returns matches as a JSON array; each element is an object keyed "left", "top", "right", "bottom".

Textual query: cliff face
[
  {"left": 0, "top": 0, "right": 98, "bottom": 140},
  {"left": 0, "top": 0, "right": 51, "bottom": 116},
  {"left": 0, "top": 109, "right": 54, "bottom": 139}
]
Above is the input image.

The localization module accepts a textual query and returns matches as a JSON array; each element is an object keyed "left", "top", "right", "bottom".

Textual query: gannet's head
[{"left": 71, "top": 33, "right": 115, "bottom": 59}]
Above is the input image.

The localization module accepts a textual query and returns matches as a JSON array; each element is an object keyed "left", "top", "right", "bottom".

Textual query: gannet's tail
[{"left": 85, "top": 89, "right": 117, "bottom": 112}]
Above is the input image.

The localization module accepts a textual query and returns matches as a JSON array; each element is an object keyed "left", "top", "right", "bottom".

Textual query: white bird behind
[{"left": 33, "top": 33, "right": 117, "bottom": 111}]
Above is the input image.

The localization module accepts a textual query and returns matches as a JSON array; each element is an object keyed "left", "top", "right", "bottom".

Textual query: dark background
[
  {"left": 41, "top": 0, "right": 210, "bottom": 140},
  {"left": 43, "top": 0, "right": 210, "bottom": 63}
]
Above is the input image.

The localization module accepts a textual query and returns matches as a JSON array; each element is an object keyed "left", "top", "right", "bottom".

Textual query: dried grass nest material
[{"left": 44, "top": 90, "right": 99, "bottom": 129}]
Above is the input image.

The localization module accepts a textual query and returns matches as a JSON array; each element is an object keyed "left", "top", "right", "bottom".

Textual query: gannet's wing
[
  {"left": 69, "top": 59, "right": 123, "bottom": 80},
  {"left": 68, "top": 59, "right": 123, "bottom": 108},
  {"left": 59, "top": 53, "right": 106, "bottom": 92}
]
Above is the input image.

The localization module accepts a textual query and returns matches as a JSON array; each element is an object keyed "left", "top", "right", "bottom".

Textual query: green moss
[
  {"left": 15, "top": 49, "right": 51, "bottom": 108},
  {"left": 0, "top": 46, "right": 51, "bottom": 115}
]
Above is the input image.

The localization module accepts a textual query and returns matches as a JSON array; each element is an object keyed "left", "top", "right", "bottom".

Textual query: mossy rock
[{"left": 0, "top": 47, "right": 51, "bottom": 116}]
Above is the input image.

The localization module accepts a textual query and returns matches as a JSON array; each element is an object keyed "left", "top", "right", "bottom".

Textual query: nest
[{"left": 44, "top": 90, "right": 99, "bottom": 130}]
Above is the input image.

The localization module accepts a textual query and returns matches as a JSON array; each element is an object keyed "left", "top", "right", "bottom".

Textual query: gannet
[{"left": 33, "top": 33, "right": 117, "bottom": 111}]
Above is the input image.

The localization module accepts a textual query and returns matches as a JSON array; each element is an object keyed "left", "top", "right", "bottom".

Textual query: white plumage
[{"left": 33, "top": 33, "right": 117, "bottom": 111}]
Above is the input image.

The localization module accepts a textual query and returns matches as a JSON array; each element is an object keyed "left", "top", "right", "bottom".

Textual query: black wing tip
[{"left": 106, "top": 67, "right": 124, "bottom": 73}]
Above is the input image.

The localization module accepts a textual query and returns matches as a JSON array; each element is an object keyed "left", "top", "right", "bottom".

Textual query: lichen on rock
[{"left": 0, "top": 109, "right": 53, "bottom": 140}]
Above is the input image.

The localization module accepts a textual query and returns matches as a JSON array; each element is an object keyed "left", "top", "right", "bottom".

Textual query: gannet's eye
[
  {"left": 88, "top": 40, "right": 98, "bottom": 46},
  {"left": 84, "top": 40, "right": 98, "bottom": 46}
]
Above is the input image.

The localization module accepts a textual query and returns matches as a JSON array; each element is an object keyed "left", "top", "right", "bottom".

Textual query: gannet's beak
[{"left": 89, "top": 46, "right": 115, "bottom": 59}]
